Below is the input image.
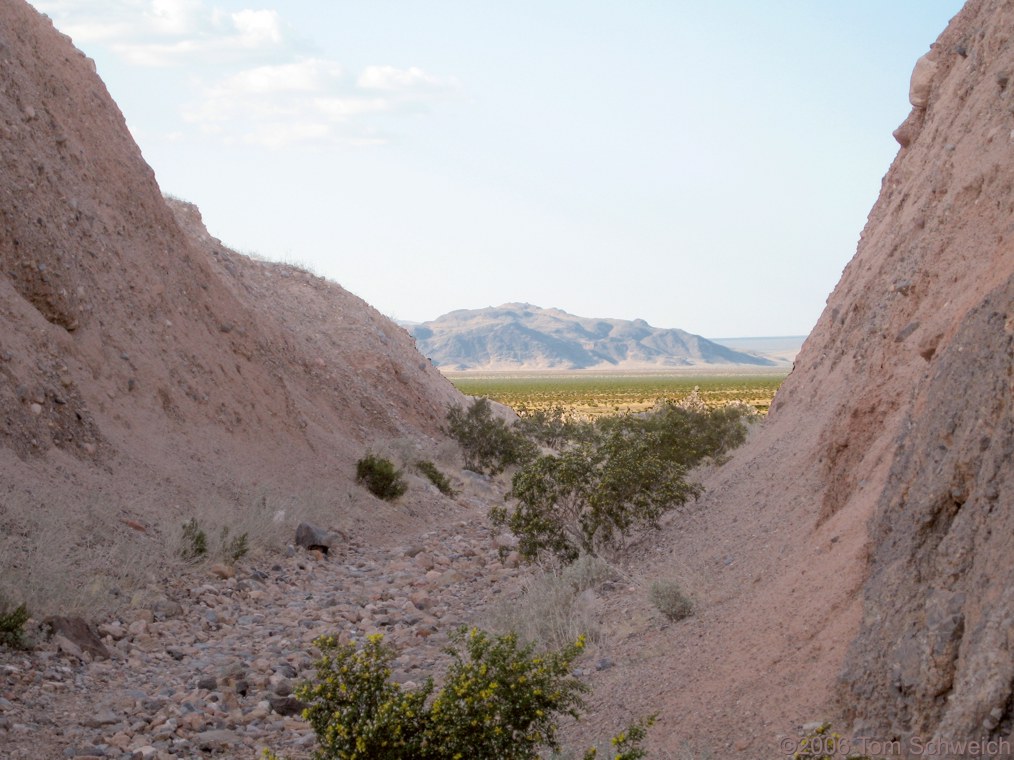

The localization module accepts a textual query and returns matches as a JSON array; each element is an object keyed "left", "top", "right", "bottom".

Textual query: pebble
[{"left": 1, "top": 518, "right": 531, "bottom": 758}]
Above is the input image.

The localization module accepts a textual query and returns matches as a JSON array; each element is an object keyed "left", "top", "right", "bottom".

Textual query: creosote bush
[
  {"left": 415, "top": 460, "right": 457, "bottom": 497},
  {"left": 649, "top": 580, "right": 693, "bottom": 622},
  {"left": 514, "top": 404, "right": 588, "bottom": 449},
  {"left": 445, "top": 397, "right": 537, "bottom": 475},
  {"left": 0, "top": 595, "right": 30, "bottom": 649},
  {"left": 265, "top": 627, "right": 651, "bottom": 760},
  {"left": 493, "top": 400, "right": 754, "bottom": 564},
  {"left": 356, "top": 453, "right": 408, "bottom": 501},
  {"left": 495, "top": 428, "right": 701, "bottom": 563}
]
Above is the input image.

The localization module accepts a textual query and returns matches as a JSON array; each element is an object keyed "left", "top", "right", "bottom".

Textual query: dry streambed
[{"left": 0, "top": 516, "right": 548, "bottom": 759}]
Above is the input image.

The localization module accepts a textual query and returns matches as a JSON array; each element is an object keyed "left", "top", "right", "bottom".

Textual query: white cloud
[
  {"left": 31, "top": 0, "right": 457, "bottom": 148},
  {"left": 33, "top": 0, "right": 295, "bottom": 66},
  {"left": 184, "top": 58, "right": 454, "bottom": 147},
  {"left": 357, "top": 65, "right": 443, "bottom": 92}
]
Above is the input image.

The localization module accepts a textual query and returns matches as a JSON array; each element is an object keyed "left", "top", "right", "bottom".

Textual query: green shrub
[
  {"left": 356, "top": 454, "right": 408, "bottom": 501},
  {"left": 415, "top": 460, "right": 457, "bottom": 497},
  {"left": 581, "top": 714, "right": 657, "bottom": 760},
  {"left": 492, "top": 400, "right": 752, "bottom": 566},
  {"left": 291, "top": 627, "right": 590, "bottom": 760},
  {"left": 446, "top": 398, "right": 537, "bottom": 475},
  {"left": 597, "top": 401, "right": 753, "bottom": 469},
  {"left": 0, "top": 596, "right": 30, "bottom": 649},
  {"left": 219, "top": 526, "right": 249, "bottom": 563},
  {"left": 649, "top": 580, "right": 693, "bottom": 622},
  {"left": 514, "top": 404, "right": 588, "bottom": 450},
  {"left": 180, "top": 518, "right": 208, "bottom": 562},
  {"left": 494, "top": 427, "right": 700, "bottom": 563}
]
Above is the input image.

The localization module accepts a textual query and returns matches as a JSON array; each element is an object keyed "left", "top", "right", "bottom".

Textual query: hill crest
[{"left": 412, "top": 303, "right": 780, "bottom": 370}]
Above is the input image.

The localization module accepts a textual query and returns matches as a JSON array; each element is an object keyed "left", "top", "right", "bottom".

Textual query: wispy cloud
[
  {"left": 34, "top": 0, "right": 296, "bottom": 66},
  {"left": 32, "top": 0, "right": 457, "bottom": 146},
  {"left": 183, "top": 57, "right": 454, "bottom": 147}
]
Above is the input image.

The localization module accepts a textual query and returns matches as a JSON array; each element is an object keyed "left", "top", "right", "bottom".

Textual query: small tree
[
  {"left": 598, "top": 401, "right": 753, "bottom": 468},
  {"left": 514, "top": 404, "right": 588, "bottom": 450},
  {"left": 445, "top": 398, "right": 537, "bottom": 475},
  {"left": 494, "top": 428, "right": 700, "bottom": 563}
]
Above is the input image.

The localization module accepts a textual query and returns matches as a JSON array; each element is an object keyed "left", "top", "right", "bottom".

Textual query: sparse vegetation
[
  {"left": 445, "top": 397, "right": 537, "bottom": 475},
  {"left": 179, "top": 518, "right": 209, "bottom": 562},
  {"left": 581, "top": 714, "right": 657, "bottom": 760},
  {"left": 356, "top": 453, "right": 408, "bottom": 501},
  {"left": 488, "top": 554, "right": 616, "bottom": 650},
  {"left": 219, "top": 526, "right": 250, "bottom": 563},
  {"left": 415, "top": 459, "right": 457, "bottom": 496},
  {"left": 649, "top": 579, "right": 693, "bottom": 622},
  {"left": 180, "top": 520, "right": 249, "bottom": 564},
  {"left": 0, "top": 595, "right": 30, "bottom": 649},
  {"left": 450, "top": 373, "right": 786, "bottom": 417}
]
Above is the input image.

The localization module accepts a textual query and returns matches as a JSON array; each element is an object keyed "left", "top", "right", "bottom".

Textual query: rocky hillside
[
  {"left": 411, "top": 303, "right": 778, "bottom": 370},
  {"left": 580, "top": 0, "right": 1014, "bottom": 752},
  {"left": 0, "top": 0, "right": 462, "bottom": 613}
]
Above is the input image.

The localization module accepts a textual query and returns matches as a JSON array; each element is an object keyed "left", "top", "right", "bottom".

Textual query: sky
[{"left": 30, "top": 0, "right": 965, "bottom": 338}]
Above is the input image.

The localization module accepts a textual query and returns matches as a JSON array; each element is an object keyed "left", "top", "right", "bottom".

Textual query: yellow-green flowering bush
[
  {"left": 295, "top": 628, "right": 586, "bottom": 759},
  {"left": 267, "top": 627, "right": 651, "bottom": 760}
]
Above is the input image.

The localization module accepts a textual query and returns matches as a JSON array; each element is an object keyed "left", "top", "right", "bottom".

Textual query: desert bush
[
  {"left": 179, "top": 518, "right": 208, "bottom": 562},
  {"left": 415, "top": 460, "right": 457, "bottom": 496},
  {"left": 597, "top": 400, "right": 754, "bottom": 469},
  {"left": 179, "top": 519, "right": 250, "bottom": 564},
  {"left": 0, "top": 595, "right": 30, "bottom": 649},
  {"left": 445, "top": 397, "right": 537, "bottom": 475},
  {"left": 356, "top": 454, "right": 408, "bottom": 501},
  {"left": 514, "top": 404, "right": 589, "bottom": 450},
  {"left": 285, "top": 627, "right": 591, "bottom": 760},
  {"left": 219, "top": 526, "right": 249, "bottom": 563},
  {"left": 649, "top": 579, "right": 693, "bottom": 622},
  {"left": 580, "top": 715, "right": 656, "bottom": 760},
  {"left": 494, "top": 427, "right": 700, "bottom": 563},
  {"left": 493, "top": 399, "right": 753, "bottom": 565}
]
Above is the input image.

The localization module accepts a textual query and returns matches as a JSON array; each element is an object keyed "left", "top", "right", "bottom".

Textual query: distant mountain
[
  {"left": 711, "top": 335, "right": 806, "bottom": 364},
  {"left": 410, "top": 303, "right": 780, "bottom": 370}
]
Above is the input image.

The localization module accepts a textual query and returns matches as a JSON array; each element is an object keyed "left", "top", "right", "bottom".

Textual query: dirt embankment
[
  {"left": 583, "top": 0, "right": 1013, "bottom": 754},
  {"left": 0, "top": 0, "right": 463, "bottom": 612}
]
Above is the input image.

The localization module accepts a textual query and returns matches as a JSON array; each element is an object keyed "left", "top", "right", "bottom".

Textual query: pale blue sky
[{"left": 32, "top": 0, "right": 964, "bottom": 337}]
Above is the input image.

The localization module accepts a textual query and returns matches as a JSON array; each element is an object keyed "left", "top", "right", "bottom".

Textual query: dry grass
[
  {"left": 486, "top": 554, "right": 617, "bottom": 650},
  {"left": 0, "top": 489, "right": 174, "bottom": 618},
  {"left": 0, "top": 483, "right": 351, "bottom": 620}
]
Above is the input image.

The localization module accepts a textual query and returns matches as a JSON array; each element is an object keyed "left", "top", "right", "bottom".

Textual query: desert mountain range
[
  {"left": 410, "top": 303, "right": 782, "bottom": 370},
  {"left": 1, "top": 0, "right": 1012, "bottom": 757}
]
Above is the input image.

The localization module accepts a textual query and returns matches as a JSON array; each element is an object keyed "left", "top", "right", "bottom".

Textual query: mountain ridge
[{"left": 411, "top": 303, "right": 781, "bottom": 370}]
